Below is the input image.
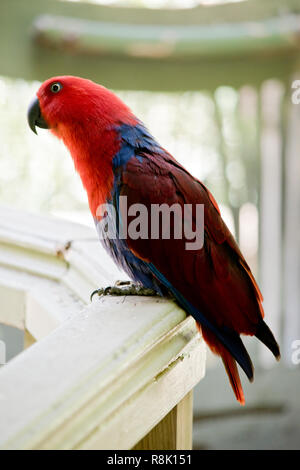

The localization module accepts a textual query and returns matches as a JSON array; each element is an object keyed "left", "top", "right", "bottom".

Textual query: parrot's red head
[
  {"left": 28, "top": 75, "right": 136, "bottom": 139},
  {"left": 28, "top": 75, "right": 137, "bottom": 213}
]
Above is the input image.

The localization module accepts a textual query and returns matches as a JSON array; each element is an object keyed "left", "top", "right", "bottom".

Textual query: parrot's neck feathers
[
  {"left": 65, "top": 120, "right": 163, "bottom": 217},
  {"left": 65, "top": 126, "right": 118, "bottom": 216}
]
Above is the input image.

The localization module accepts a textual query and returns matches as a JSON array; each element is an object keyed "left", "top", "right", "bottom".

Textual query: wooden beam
[
  {"left": 0, "top": 0, "right": 297, "bottom": 91},
  {"left": 32, "top": 13, "right": 300, "bottom": 60},
  {"left": 24, "top": 330, "right": 36, "bottom": 349},
  {"left": 133, "top": 391, "right": 193, "bottom": 450}
]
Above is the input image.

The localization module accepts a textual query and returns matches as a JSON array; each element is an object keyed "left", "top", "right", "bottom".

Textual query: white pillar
[
  {"left": 259, "top": 80, "right": 284, "bottom": 366},
  {"left": 283, "top": 83, "right": 300, "bottom": 363}
]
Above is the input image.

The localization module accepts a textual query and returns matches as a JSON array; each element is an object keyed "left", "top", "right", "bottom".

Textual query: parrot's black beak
[{"left": 27, "top": 97, "right": 49, "bottom": 134}]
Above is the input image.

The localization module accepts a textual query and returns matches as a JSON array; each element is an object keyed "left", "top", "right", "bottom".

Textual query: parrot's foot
[{"left": 90, "top": 280, "right": 159, "bottom": 301}]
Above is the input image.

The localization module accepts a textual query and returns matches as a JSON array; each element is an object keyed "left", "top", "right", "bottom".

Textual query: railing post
[
  {"left": 24, "top": 330, "right": 35, "bottom": 349},
  {"left": 133, "top": 390, "right": 193, "bottom": 450}
]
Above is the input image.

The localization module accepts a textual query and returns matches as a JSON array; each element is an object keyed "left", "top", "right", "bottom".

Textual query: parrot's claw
[{"left": 90, "top": 281, "right": 159, "bottom": 301}]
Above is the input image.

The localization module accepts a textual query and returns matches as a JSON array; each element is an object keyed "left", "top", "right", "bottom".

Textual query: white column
[
  {"left": 259, "top": 80, "right": 284, "bottom": 365},
  {"left": 283, "top": 83, "right": 300, "bottom": 363}
]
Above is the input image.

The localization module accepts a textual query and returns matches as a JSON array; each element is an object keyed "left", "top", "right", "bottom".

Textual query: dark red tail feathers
[
  {"left": 198, "top": 324, "right": 246, "bottom": 405},
  {"left": 198, "top": 318, "right": 280, "bottom": 405},
  {"left": 221, "top": 347, "right": 245, "bottom": 405}
]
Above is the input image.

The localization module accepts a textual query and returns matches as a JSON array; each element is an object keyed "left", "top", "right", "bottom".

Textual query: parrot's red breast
[{"left": 29, "top": 75, "right": 280, "bottom": 405}]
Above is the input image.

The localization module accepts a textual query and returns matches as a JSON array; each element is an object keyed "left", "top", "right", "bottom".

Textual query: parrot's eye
[{"left": 50, "top": 82, "right": 63, "bottom": 94}]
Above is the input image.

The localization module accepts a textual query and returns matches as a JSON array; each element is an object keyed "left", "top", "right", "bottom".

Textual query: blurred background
[{"left": 0, "top": 0, "right": 300, "bottom": 449}]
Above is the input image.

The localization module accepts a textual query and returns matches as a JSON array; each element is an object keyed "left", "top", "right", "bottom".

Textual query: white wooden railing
[{"left": 0, "top": 207, "right": 206, "bottom": 450}]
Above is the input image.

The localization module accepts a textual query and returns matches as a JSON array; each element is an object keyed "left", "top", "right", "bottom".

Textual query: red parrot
[{"left": 28, "top": 76, "right": 280, "bottom": 405}]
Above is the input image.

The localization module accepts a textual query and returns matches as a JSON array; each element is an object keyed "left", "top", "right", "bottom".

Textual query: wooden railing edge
[{"left": 0, "top": 207, "right": 206, "bottom": 450}]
